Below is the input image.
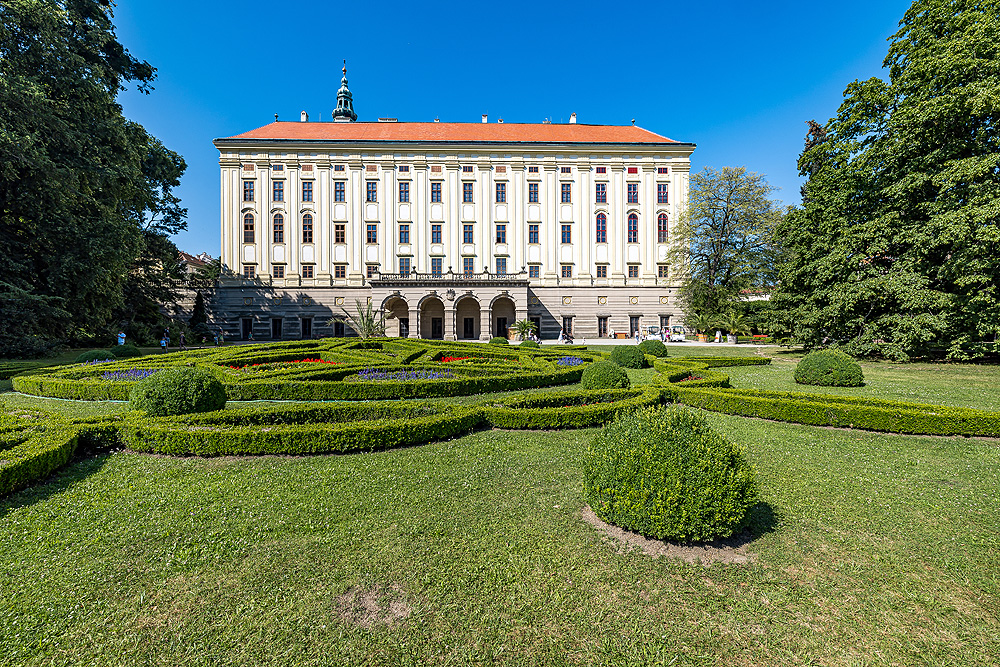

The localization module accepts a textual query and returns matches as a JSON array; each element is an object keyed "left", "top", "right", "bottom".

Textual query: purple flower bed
[
  {"left": 101, "top": 369, "right": 159, "bottom": 381},
  {"left": 356, "top": 368, "right": 455, "bottom": 382},
  {"left": 82, "top": 358, "right": 116, "bottom": 365},
  {"left": 556, "top": 356, "right": 585, "bottom": 366}
]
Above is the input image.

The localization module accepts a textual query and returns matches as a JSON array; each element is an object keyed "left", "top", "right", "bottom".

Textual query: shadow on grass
[{"left": 0, "top": 452, "right": 110, "bottom": 520}]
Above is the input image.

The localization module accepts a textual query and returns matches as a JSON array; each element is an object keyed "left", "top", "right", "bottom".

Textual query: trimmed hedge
[
  {"left": 581, "top": 361, "right": 630, "bottom": 389},
  {"left": 794, "top": 349, "right": 864, "bottom": 387},
  {"left": 483, "top": 387, "right": 663, "bottom": 429},
  {"left": 637, "top": 339, "right": 669, "bottom": 357},
  {"left": 489, "top": 337, "right": 509, "bottom": 345},
  {"left": 0, "top": 420, "right": 79, "bottom": 497},
  {"left": 129, "top": 367, "right": 227, "bottom": 416},
  {"left": 584, "top": 406, "right": 757, "bottom": 542},
  {"left": 111, "top": 344, "right": 144, "bottom": 359},
  {"left": 75, "top": 350, "right": 116, "bottom": 363},
  {"left": 609, "top": 346, "right": 648, "bottom": 369},
  {"left": 519, "top": 340, "right": 540, "bottom": 348}
]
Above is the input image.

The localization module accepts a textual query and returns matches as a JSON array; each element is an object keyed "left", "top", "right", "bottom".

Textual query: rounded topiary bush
[
  {"left": 794, "top": 349, "right": 864, "bottom": 387},
  {"left": 129, "top": 367, "right": 227, "bottom": 416},
  {"left": 638, "top": 339, "right": 669, "bottom": 358},
  {"left": 111, "top": 343, "right": 143, "bottom": 359},
  {"left": 609, "top": 346, "right": 648, "bottom": 369},
  {"left": 76, "top": 349, "right": 116, "bottom": 364},
  {"left": 519, "top": 340, "right": 540, "bottom": 348},
  {"left": 581, "top": 360, "right": 630, "bottom": 390},
  {"left": 489, "top": 337, "right": 509, "bottom": 345},
  {"left": 584, "top": 406, "right": 757, "bottom": 542}
]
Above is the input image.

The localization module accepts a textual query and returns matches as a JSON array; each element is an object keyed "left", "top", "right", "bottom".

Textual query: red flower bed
[
  {"left": 439, "top": 356, "right": 471, "bottom": 363},
  {"left": 228, "top": 358, "right": 341, "bottom": 370},
  {"left": 677, "top": 375, "right": 704, "bottom": 382}
]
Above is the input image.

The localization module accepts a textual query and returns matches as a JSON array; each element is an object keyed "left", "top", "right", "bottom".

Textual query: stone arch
[
  {"left": 490, "top": 295, "right": 516, "bottom": 339},
  {"left": 419, "top": 295, "right": 445, "bottom": 340},
  {"left": 382, "top": 296, "right": 409, "bottom": 338},
  {"left": 455, "top": 295, "right": 481, "bottom": 340}
]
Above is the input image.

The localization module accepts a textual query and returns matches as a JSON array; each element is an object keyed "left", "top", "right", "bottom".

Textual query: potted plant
[
  {"left": 512, "top": 318, "right": 538, "bottom": 341},
  {"left": 689, "top": 312, "right": 715, "bottom": 343},
  {"left": 716, "top": 310, "right": 751, "bottom": 344}
]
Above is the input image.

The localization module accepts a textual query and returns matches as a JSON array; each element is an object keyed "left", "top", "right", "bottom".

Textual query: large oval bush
[
  {"left": 519, "top": 340, "right": 540, "bottom": 348},
  {"left": 638, "top": 339, "right": 668, "bottom": 358},
  {"left": 609, "top": 346, "right": 647, "bottom": 369},
  {"left": 489, "top": 336, "right": 509, "bottom": 345},
  {"left": 794, "top": 349, "right": 864, "bottom": 387},
  {"left": 581, "top": 360, "right": 630, "bottom": 390},
  {"left": 75, "top": 350, "right": 116, "bottom": 363},
  {"left": 111, "top": 343, "right": 143, "bottom": 359},
  {"left": 129, "top": 367, "right": 227, "bottom": 416},
  {"left": 584, "top": 406, "right": 757, "bottom": 542}
]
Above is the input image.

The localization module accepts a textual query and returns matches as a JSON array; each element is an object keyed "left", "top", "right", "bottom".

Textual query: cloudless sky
[{"left": 113, "top": 0, "right": 914, "bottom": 255}]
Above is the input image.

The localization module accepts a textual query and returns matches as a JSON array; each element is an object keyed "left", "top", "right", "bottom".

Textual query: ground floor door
[
  {"left": 399, "top": 318, "right": 409, "bottom": 338},
  {"left": 562, "top": 316, "right": 573, "bottom": 336},
  {"left": 463, "top": 317, "right": 475, "bottom": 339},
  {"left": 301, "top": 318, "right": 312, "bottom": 339},
  {"left": 431, "top": 318, "right": 443, "bottom": 339},
  {"left": 496, "top": 317, "right": 508, "bottom": 339},
  {"left": 333, "top": 321, "right": 345, "bottom": 337},
  {"left": 598, "top": 317, "right": 608, "bottom": 338},
  {"left": 629, "top": 316, "right": 640, "bottom": 336},
  {"left": 241, "top": 318, "right": 253, "bottom": 340},
  {"left": 530, "top": 317, "right": 541, "bottom": 339},
  {"left": 271, "top": 318, "right": 283, "bottom": 340}
]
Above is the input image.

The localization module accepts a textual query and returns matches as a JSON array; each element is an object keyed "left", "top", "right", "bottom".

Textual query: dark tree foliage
[
  {"left": 774, "top": 0, "right": 1000, "bottom": 360},
  {"left": 0, "top": 0, "right": 186, "bottom": 356}
]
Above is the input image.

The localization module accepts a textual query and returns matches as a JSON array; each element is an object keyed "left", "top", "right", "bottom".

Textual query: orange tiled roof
[{"left": 219, "top": 121, "right": 686, "bottom": 145}]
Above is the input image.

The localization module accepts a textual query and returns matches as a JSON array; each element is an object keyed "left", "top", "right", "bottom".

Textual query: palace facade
[{"left": 211, "top": 68, "right": 695, "bottom": 341}]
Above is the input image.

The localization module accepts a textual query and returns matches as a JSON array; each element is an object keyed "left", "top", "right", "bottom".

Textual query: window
[
  {"left": 528, "top": 265, "right": 540, "bottom": 278},
  {"left": 431, "top": 257, "right": 443, "bottom": 277},
  {"left": 657, "top": 213, "right": 669, "bottom": 243},
  {"left": 302, "top": 181, "right": 313, "bottom": 202},
  {"left": 398, "top": 165, "right": 409, "bottom": 173},
  {"left": 630, "top": 315, "right": 640, "bottom": 336},
  {"left": 528, "top": 182, "right": 539, "bottom": 203},
  {"left": 628, "top": 265, "right": 639, "bottom": 278},
  {"left": 560, "top": 166, "right": 571, "bottom": 174},
  {"left": 302, "top": 214, "right": 313, "bottom": 243},
  {"left": 334, "top": 181, "right": 346, "bottom": 202},
  {"left": 366, "top": 181, "right": 377, "bottom": 202},
  {"left": 431, "top": 224, "right": 442, "bottom": 244},
  {"left": 462, "top": 165, "right": 473, "bottom": 173},
  {"left": 627, "top": 183, "right": 638, "bottom": 204},
  {"left": 528, "top": 166, "right": 539, "bottom": 173},
  {"left": 595, "top": 213, "right": 607, "bottom": 243},
  {"left": 597, "top": 316, "right": 608, "bottom": 338},
  {"left": 561, "top": 183, "right": 571, "bottom": 203},
  {"left": 334, "top": 223, "right": 345, "bottom": 244},
  {"left": 367, "top": 264, "right": 378, "bottom": 278},
  {"left": 463, "top": 257, "right": 474, "bottom": 276},
  {"left": 496, "top": 182, "right": 506, "bottom": 203},
  {"left": 398, "top": 224, "right": 410, "bottom": 244},
  {"left": 302, "top": 265, "right": 314, "bottom": 279},
  {"left": 271, "top": 164, "right": 284, "bottom": 172},
  {"left": 495, "top": 224, "right": 506, "bottom": 244},
  {"left": 398, "top": 182, "right": 409, "bottom": 203},
  {"left": 657, "top": 183, "right": 669, "bottom": 204},
  {"left": 399, "top": 257, "right": 411, "bottom": 276},
  {"left": 596, "top": 265, "right": 607, "bottom": 278},
  {"left": 657, "top": 167, "right": 669, "bottom": 174},
  {"left": 243, "top": 264, "right": 255, "bottom": 279},
  {"left": 628, "top": 213, "right": 638, "bottom": 243},
  {"left": 431, "top": 182, "right": 442, "bottom": 202},
  {"left": 595, "top": 183, "right": 606, "bottom": 203},
  {"left": 273, "top": 265, "right": 284, "bottom": 279},
  {"left": 272, "top": 213, "right": 284, "bottom": 243},
  {"left": 243, "top": 213, "right": 254, "bottom": 243},
  {"left": 366, "top": 223, "right": 378, "bottom": 244},
  {"left": 658, "top": 264, "right": 669, "bottom": 277},
  {"left": 561, "top": 224, "right": 572, "bottom": 244},
  {"left": 463, "top": 224, "right": 474, "bottom": 244},
  {"left": 334, "top": 164, "right": 345, "bottom": 172},
  {"left": 334, "top": 264, "right": 346, "bottom": 279},
  {"left": 596, "top": 166, "right": 607, "bottom": 174},
  {"left": 496, "top": 257, "right": 507, "bottom": 275},
  {"left": 243, "top": 180, "right": 254, "bottom": 201},
  {"left": 272, "top": 180, "right": 284, "bottom": 202},
  {"left": 627, "top": 167, "right": 639, "bottom": 174},
  {"left": 463, "top": 182, "right": 474, "bottom": 203},
  {"left": 561, "top": 264, "right": 572, "bottom": 278},
  {"left": 528, "top": 224, "right": 539, "bottom": 244}
]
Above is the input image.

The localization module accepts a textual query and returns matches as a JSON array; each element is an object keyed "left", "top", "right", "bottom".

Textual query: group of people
[{"left": 111, "top": 327, "right": 227, "bottom": 353}]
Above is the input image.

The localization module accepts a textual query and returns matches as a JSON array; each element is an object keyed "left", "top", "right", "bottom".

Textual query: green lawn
[{"left": 1, "top": 414, "right": 997, "bottom": 666}]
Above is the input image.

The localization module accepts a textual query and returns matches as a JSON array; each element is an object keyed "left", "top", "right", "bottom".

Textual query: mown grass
[{"left": 1, "top": 414, "right": 997, "bottom": 666}]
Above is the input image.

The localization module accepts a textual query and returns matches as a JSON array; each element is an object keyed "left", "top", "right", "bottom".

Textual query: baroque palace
[{"left": 211, "top": 67, "right": 694, "bottom": 341}]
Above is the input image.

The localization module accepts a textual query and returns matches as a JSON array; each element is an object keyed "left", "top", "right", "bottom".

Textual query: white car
[{"left": 668, "top": 326, "right": 687, "bottom": 342}]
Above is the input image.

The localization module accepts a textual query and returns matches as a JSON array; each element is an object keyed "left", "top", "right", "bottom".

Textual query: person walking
[
  {"left": 117, "top": 331, "right": 126, "bottom": 346},
  {"left": 178, "top": 331, "right": 186, "bottom": 351},
  {"left": 159, "top": 336, "right": 168, "bottom": 353}
]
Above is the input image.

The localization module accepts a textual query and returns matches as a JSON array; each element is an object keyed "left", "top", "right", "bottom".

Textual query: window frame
[
  {"left": 528, "top": 182, "right": 539, "bottom": 203},
  {"left": 301, "top": 213, "right": 314, "bottom": 244},
  {"left": 431, "top": 257, "right": 443, "bottom": 277},
  {"left": 657, "top": 213, "right": 669, "bottom": 243},
  {"left": 398, "top": 181, "right": 410, "bottom": 203},
  {"left": 595, "top": 213, "right": 607, "bottom": 244},
  {"left": 596, "top": 265, "right": 608, "bottom": 278},
  {"left": 302, "top": 181, "right": 314, "bottom": 202},
  {"left": 334, "top": 223, "right": 346, "bottom": 244},
  {"left": 398, "top": 223, "right": 410, "bottom": 245},
  {"left": 560, "top": 183, "right": 571, "bottom": 203},
  {"left": 366, "top": 223, "right": 378, "bottom": 244},
  {"left": 366, "top": 181, "right": 377, "bottom": 203},
  {"left": 528, "top": 265, "right": 540, "bottom": 278},
  {"left": 595, "top": 182, "right": 606, "bottom": 203},
  {"left": 243, "top": 180, "right": 254, "bottom": 202},
  {"left": 431, "top": 224, "right": 442, "bottom": 244},
  {"left": 495, "top": 224, "right": 506, "bottom": 244},
  {"left": 334, "top": 181, "right": 346, "bottom": 202},
  {"left": 463, "top": 257, "right": 474, "bottom": 277},
  {"left": 627, "top": 213, "right": 639, "bottom": 243},
  {"left": 334, "top": 264, "right": 346, "bottom": 279},
  {"left": 431, "top": 182, "right": 442, "bottom": 203},
  {"left": 528, "top": 224, "right": 539, "bottom": 244},
  {"left": 560, "top": 264, "right": 572, "bottom": 278},
  {"left": 273, "top": 264, "right": 284, "bottom": 279},
  {"left": 627, "top": 183, "right": 639, "bottom": 204},
  {"left": 462, "top": 182, "right": 474, "bottom": 203},
  {"left": 496, "top": 182, "right": 506, "bottom": 203},
  {"left": 495, "top": 257, "right": 507, "bottom": 275},
  {"left": 463, "top": 223, "right": 474, "bottom": 244},
  {"left": 272, "top": 213, "right": 284, "bottom": 243},
  {"left": 243, "top": 213, "right": 254, "bottom": 243},
  {"left": 302, "top": 265, "right": 314, "bottom": 279},
  {"left": 272, "top": 180, "right": 284, "bottom": 202},
  {"left": 561, "top": 224, "right": 572, "bottom": 244},
  {"left": 657, "top": 183, "right": 669, "bottom": 204}
]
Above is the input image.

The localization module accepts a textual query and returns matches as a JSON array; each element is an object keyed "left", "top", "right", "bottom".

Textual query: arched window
[
  {"left": 302, "top": 213, "right": 313, "bottom": 244},
  {"left": 273, "top": 213, "right": 284, "bottom": 243},
  {"left": 243, "top": 213, "right": 254, "bottom": 243},
  {"left": 627, "top": 213, "right": 639, "bottom": 243},
  {"left": 657, "top": 213, "right": 668, "bottom": 243},
  {"left": 595, "top": 213, "right": 607, "bottom": 243}
]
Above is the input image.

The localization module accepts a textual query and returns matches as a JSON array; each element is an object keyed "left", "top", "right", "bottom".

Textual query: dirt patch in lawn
[
  {"left": 335, "top": 583, "right": 412, "bottom": 628},
  {"left": 582, "top": 506, "right": 756, "bottom": 566}
]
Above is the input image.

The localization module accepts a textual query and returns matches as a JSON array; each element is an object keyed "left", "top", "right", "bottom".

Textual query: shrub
[
  {"left": 638, "top": 339, "right": 669, "bottom": 357},
  {"left": 520, "top": 340, "right": 540, "bottom": 348},
  {"left": 129, "top": 367, "right": 227, "bottom": 416},
  {"left": 111, "top": 343, "right": 143, "bottom": 359},
  {"left": 609, "top": 346, "right": 648, "bottom": 369},
  {"left": 581, "top": 360, "right": 630, "bottom": 389},
  {"left": 584, "top": 406, "right": 757, "bottom": 542},
  {"left": 794, "top": 349, "right": 864, "bottom": 387},
  {"left": 75, "top": 350, "right": 116, "bottom": 363},
  {"left": 489, "top": 337, "right": 509, "bottom": 345}
]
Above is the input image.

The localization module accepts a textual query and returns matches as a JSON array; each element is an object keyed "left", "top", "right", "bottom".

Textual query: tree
[
  {"left": 669, "top": 167, "right": 786, "bottom": 318},
  {"left": 512, "top": 319, "right": 537, "bottom": 341},
  {"left": 0, "top": 0, "right": 185, "bottom": 355},
  {"left": 774, "top": 0, "right": 1000, "bottom": 360},
  {"left": 327, "top": 300, "right": 386, "bottom": 339}
]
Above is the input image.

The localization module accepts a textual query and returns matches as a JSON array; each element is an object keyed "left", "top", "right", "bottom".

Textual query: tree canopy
[
  {"left": 774, "top": 0, "right": 1000, "bottom": 360},
  {"left": 0, "top": 0, "right": 186, "bottom": 355}
]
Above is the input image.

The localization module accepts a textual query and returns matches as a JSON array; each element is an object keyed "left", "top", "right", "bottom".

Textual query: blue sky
[{"left": 114, "top": 0, "right": 913, "bottom": 255}]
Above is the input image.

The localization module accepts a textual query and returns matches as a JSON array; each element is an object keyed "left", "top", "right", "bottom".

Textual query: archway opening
[
  {"left": 455, "top": 297, "right": 481, "bottom": 340},
  {"left": 420, "top": 297, "right": 445, "bottom": 340},
  {"left": 384, "top": 297, "right": 409, "bottom": 338},
  {"left": 492, "top": 297, "right": 516, "bottom": 339}
]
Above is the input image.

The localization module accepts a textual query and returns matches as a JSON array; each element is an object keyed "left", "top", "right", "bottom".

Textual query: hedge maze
[{"left": 5, "top": 339, "right": 1000, "bottom": 497}]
